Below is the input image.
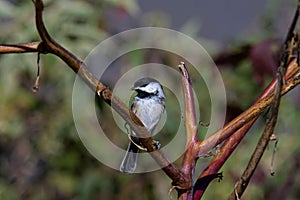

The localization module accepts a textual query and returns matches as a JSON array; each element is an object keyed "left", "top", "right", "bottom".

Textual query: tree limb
[
  {"left": 178, "top": 62, "right": 199, "bottom": 199},
  {"left": 194, "top": 58, "right": 300, "bottom": 159},
  {"left": 193, "top": 58, "right": 299, "bottom": 199},
  {"left": 228, "top": 6, "right": 299, "bottom": 198},
  {"left": 29, "top": 0, "right": 188, "bottom": 189}
]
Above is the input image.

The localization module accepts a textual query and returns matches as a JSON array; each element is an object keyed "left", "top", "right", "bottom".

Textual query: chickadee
[{"left": 120, "top": 77, "right": 166, "bottom": 173}]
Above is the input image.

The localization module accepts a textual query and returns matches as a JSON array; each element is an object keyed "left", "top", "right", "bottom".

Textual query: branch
[
  {"left": 228, "top": 5, "right": 299, "bottom": 198},
  {"left": 177, "top": 62, "right": 199, "bottom": 199},
  {"left": 0, "top": 42, "right": 40, "bottom": 53},
  {"left": 228, "top": 70, "right": 284, "bottom": 200},
  {"left": 193, "top": 59, "right": 300, "bottom": 158},
  {"left": 193, "top": 59, "right": 299, "bottom": 199},
  {"left": 29, "top": 0, "right": 188, "bottom": 189}
]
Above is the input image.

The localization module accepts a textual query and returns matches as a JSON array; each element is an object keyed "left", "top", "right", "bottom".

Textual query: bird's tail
[{"left": 120, "top": 142, "right": 139, "bottom": 173}]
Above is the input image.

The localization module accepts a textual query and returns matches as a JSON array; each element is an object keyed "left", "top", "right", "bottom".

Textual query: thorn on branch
[
  {"left": 96, "top": 87, "right": 112, "bottom": 105},
  {"left": 270, "top": 135, "right": 278, "bottom": 176},
  {"left": 234, "top": 182, "right": 241, "bottom": 200},
  {"left": 199, "top": 121, "right": 210, "bottom": 128},
  {"left": 194, "top": 172, "right": 223, "bottom": 191},
  {"left": 32, "top": 53, "right": 41, "bottom": 93}
]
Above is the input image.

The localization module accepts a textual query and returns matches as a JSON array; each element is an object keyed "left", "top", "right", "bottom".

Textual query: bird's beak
[{"left": 131, "top": 86, "right": 138, "bottom": 91}]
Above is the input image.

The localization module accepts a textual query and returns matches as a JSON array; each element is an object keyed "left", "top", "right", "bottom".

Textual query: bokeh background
[{"left": 0, "top": 0, "right": 300, "bottom": 199}]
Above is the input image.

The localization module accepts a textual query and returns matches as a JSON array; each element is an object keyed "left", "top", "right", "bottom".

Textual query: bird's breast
[{"left": 133, "top": 98, "right": 165, "bottom": 134}]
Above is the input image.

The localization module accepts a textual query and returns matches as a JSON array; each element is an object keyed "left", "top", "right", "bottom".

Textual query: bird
[{"left": 120, "top": 77, "right": 166, "bottom": 173}]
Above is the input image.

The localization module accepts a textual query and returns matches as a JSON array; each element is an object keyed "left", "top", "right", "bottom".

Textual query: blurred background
[{"left": 0, "top": 0, "right": 300, "bottom": 199}]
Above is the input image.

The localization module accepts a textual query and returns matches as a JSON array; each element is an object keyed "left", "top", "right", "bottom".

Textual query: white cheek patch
[
  {"left": 138, "top": 82, "right": 159, "bottom": 93},
  {"left": 144, "top": 83, "right": 158, "bottom": 93}
]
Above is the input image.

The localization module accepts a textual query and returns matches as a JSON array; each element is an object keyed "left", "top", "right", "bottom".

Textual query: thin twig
[
  {"left": 0, "top": 42, "right": 40, "bottom": 53},
  {"left": 270, "top": 137, "right": 278, "bottom": 176},
  {"left": 32, "top": 53, "right": 41, "bottom": 93},
  {"left": 228, "top": 6, "right": 299, "bottom": 198},
  {"left": 228, "top": 66, "right": 284, "bottom": 200}
]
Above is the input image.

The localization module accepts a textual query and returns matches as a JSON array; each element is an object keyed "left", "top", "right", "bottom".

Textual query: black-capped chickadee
[{"left": 120, "top": 77, "right": 166, "bottom": 173}]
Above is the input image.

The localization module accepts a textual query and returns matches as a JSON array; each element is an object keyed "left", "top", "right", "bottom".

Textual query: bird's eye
[{"left": 137, "top": 90, "right": 151, "bottom": 98}]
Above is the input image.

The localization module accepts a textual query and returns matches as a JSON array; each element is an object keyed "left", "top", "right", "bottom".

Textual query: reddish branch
[
  {"left": 178, "top": 62, "right": 199, "bottom": 199},
  {"left": 193, "top": 59, "right": 299, "bottom": 160},
  {"left": 194, "top": 59, "right": 299, "bottom": 200}
]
